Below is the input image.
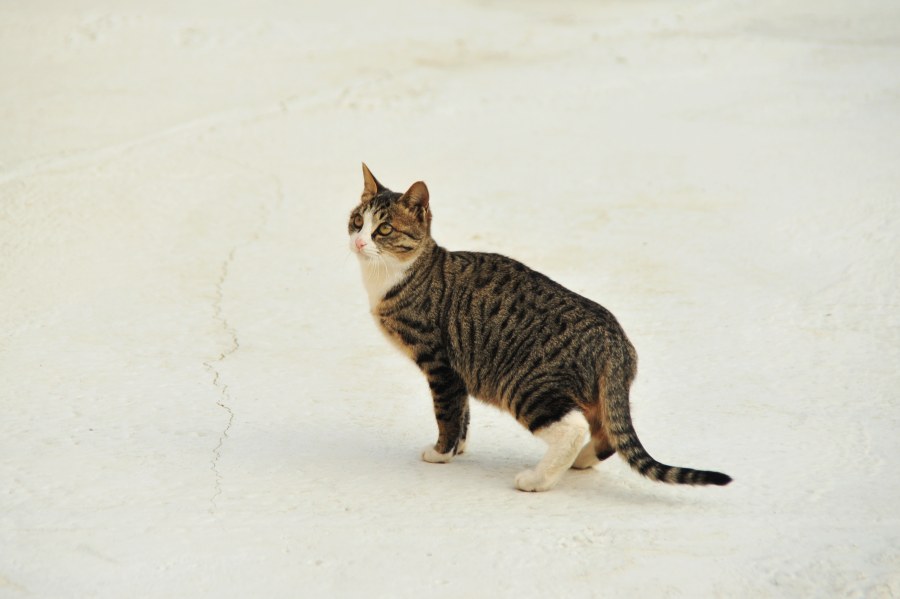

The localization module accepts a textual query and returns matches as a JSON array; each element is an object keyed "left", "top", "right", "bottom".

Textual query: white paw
[
  {"left": 421, "top": 445, "right": 454, "bottom": 464},
  {"left": 515, "top": 469, "right": 553, "bottom": 492}
]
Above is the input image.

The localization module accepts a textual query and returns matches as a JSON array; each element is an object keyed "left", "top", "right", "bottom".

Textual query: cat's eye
[
  {"left": 376, "top": 223, "right": 393, "bottom": 236},
  {"left": 352, "top": 214, "right": 363, "bottom": 229}
]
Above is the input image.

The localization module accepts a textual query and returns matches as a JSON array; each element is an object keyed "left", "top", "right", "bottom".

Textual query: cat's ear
[
  {"left": 400, "top": 181, "right": 429, "bottom": 213},
  {"left": 361, "top": 162, "right": 385, "bottom": 203}
]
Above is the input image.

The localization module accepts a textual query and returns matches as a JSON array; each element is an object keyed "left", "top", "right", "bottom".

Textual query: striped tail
[{"left": 600, "top": 359, "right": 732, "bottom": 486}]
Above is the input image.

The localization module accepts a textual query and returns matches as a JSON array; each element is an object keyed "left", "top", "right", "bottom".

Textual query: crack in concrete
[
  {"left": 203, "top": 175, "right": 284, "bottom": 515},
  {"left": 204, "top": 247, "right": 239, "bottom": 515}
]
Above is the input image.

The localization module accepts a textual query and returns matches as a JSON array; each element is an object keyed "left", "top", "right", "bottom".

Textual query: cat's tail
[{"left": 598, "top": 354, "right": 732, "bottom": 487}]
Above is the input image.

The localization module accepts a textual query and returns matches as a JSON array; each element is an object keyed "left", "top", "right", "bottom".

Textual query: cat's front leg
[
  {"left": 456, "top": 400, "right": 470, "bottom": 455},
  {"left": 420, "top": 363, "right": 469, "bottom": 464}
]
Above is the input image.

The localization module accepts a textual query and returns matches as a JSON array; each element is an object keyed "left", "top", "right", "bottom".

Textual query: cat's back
[
  {"left": 433, "top": 248, "right": 628, "bottom": 407},
  {"left": 442, "top": 249, "right": 615, "bottom": 326}
]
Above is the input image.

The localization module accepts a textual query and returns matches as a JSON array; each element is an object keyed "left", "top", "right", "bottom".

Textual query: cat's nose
[{"left": 355, "top": 237, "right": 367, "bottom": 251}]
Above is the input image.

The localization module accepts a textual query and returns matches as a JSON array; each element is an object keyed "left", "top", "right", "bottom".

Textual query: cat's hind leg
[
  {"left": 570, "top": 396, "right": 614, "bottom": 470},
  {"left": 515, "top": 410, "right": 589, "bottom": 492},
  {"left": 571, "top": 411, "right": 615, "bottom": 469},
  {"left": 571, "top": 434, "right": 615, "bottom": 469},
  {"left": 572, "top": 443, "right": 600, "bottom": 470}
]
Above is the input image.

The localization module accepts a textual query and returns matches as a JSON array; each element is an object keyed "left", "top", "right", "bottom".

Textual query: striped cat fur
[{"left": 349, "top": 164, "right": 731, "bottom": 492}]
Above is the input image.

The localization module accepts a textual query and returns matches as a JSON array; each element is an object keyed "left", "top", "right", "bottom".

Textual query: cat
[{"left": 348, "top": 164, "right": 731, "bottom": 492}]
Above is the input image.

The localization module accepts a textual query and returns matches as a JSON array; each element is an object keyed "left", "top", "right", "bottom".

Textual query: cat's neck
[{"left": 359, "top": 239, "right": 437, "bottom": 310}]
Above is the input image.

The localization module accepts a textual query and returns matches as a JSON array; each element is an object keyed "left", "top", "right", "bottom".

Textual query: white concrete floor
[{"left": 1, "top": 1, "right": 899, "bottom": 597}]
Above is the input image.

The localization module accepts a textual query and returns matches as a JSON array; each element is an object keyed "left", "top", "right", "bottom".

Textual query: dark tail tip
[{"left": 704, "top": 471, "right": 732, "bottom": 486}]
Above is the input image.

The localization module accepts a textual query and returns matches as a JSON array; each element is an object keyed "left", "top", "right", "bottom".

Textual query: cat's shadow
[
  {"left": 460, "top": 451, "right": 701, "bottom": 507},
  {"left": 358, "top": 429, "right": 703, "bottom": 506},
  {"left": 238, "top": 421, "right": 714, "bottom": 508}
]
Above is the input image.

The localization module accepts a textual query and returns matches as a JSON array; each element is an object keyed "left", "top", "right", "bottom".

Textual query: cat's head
[{"left": 348, "top": 163, "right": 432, "bottom": 264}]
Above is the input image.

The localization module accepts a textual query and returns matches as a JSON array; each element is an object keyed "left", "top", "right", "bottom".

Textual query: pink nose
[{"left": 355, "top": 237, "right": 367, "bottom": 251}]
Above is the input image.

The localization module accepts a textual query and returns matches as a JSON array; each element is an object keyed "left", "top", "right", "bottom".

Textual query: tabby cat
[{"left": 348, "top": 164, "right": 731, "bottom": 492}]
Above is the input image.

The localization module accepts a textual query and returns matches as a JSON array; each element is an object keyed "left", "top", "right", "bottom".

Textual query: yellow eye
[
  {"left": 377, "top": 223, "right": 393, "bottom": 236},
  {"left": 352, "top": 214, "right": 363, "bottom": 229}
]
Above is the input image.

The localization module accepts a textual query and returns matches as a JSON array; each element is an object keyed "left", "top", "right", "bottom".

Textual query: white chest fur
[
  {"left": 359, "top": 259, "right": 410, "bottom": 310},
  {"left": 361, "top": 261, "right": 418, "bottom": 360}
]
